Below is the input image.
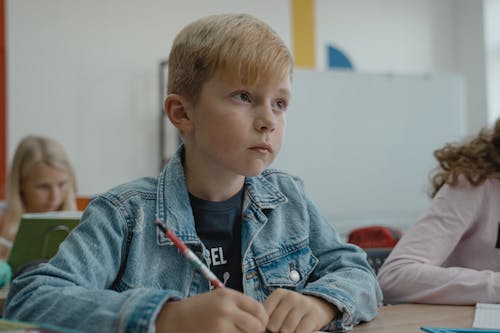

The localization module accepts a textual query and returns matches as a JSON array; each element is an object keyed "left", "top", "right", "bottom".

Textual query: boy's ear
[{"left": 164, "top": 94, "right": 193, "bottom": 133}]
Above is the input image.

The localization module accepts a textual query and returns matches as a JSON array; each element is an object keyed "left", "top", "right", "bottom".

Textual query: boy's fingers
[
  {"left": 276, "top": 308, "right": 304, "bottom": 333},
  {"left": 234, "top": 308, "right": 267, "bottom": 333},
  {"left": 243, "top": 299, "right": 268, "bottom": 330},
  {"left": 228, "top": 290, "right": 268, "bottom": 331},
  {"left": 263, "top": 290, "right": 295, "bottom": 332},
  {"left": 294, "top": 313, "right": 318, "bottom": 333},
  {"left": 262, "top": 288, "right": 285, "bottom": 315}
]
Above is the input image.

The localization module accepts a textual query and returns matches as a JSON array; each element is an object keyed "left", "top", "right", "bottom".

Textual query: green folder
[{"left": 7, "top": 211, "right": 81, "bottom": 274}]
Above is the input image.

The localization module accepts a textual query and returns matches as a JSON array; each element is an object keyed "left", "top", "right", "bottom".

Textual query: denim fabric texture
[{"left": 4, "top": 145, "right": 382, "bottom": 333}]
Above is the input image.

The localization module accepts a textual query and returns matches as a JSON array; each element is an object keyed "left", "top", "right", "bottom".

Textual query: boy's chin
[
  {"left": 244, "top": 167, "right": 269, "bottom": 177},
  {"left": 240, "top": 160, "right": 274, "bottom": 177},
  {"left": 245, "top": 171, "right": 263, "bottom": 177}
]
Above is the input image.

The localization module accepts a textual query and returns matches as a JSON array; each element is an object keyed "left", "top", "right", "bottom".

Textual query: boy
[{"left": 5, "top": 14, "right": 381, "bottom": 333}]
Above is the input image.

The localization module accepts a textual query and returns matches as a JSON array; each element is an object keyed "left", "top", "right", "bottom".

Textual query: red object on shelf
[{"left": 347, "top": 225, "right": 402, "bottom": 249}]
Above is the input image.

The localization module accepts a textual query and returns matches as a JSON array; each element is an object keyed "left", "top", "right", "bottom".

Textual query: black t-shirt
[{"left": 189, "top": 188, "right": 244, "bottom": 291}]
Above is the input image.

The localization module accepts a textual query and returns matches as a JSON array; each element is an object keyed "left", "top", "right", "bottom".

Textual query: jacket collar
[{"left": 155, "top": 144, "right": 287, "bottom": 242}]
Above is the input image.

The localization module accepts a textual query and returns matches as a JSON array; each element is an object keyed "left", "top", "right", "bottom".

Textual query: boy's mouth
[{"left": 249, "top": 144, "right": 272, "bottom": 153}]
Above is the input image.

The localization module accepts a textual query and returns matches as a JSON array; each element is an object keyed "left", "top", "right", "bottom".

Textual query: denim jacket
[{"left": 5, "top": 146, "right": 382, "bottom": 333}]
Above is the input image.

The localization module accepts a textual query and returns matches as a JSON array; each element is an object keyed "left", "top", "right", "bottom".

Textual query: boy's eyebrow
[{"left": 277, "top": 88, "right": 291, "bottom": 97}]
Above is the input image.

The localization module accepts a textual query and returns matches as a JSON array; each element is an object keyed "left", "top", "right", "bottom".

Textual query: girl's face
[{"left": 21, "top": 162, "right": 70, "bottom": 213}]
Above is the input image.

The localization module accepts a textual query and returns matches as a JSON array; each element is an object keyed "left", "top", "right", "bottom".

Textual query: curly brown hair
[{"left": 430, "top": 118, "right": 500, "bottom": 197}]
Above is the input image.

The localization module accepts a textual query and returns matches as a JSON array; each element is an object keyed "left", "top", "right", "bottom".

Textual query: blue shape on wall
[{"left": 327, "top": 45, "right": 354, "bottom": 70}]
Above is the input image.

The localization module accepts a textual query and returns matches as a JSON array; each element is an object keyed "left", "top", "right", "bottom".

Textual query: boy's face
[{"left": 186, "top": 70, "right": 291, "bottom": 178}]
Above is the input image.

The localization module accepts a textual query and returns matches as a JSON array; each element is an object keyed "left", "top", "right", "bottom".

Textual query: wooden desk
[
  {"left": 0, "top": 294, "right": 476, "bottom": 331},
  {"left": 353, "top": 304, "right": 474, "bottom": 332}
]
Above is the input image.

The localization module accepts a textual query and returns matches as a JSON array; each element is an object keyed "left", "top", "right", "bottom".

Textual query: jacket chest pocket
[{"left": 256, "top": 245, "right": 318, "bottom": 293}]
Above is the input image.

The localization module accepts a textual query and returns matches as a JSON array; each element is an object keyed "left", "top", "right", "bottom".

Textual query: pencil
[{"left": 155, "top": 219, "right": 224, "bottom": 289}]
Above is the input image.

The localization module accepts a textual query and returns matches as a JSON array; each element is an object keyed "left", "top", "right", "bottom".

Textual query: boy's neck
[{"left": 183, "top": 156, "right": 245, "bottom": 202}]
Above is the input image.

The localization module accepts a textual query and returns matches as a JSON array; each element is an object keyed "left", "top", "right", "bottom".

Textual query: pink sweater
[{"left": 378, "top": 178, "right": 500, "bottom": 304}]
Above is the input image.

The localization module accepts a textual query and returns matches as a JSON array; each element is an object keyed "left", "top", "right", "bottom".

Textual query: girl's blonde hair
[
  {"left": 430, "top": 118, "right": 500, "bottom": 197},
  {"left": 167, "top": 13, "right": 294, "bottom": 104},
  {"left": 1, "top": 136, "right": 77, "bottom": 248}
]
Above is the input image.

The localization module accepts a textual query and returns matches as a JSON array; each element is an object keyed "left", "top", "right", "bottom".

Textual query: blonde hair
[
  {"left": 167, "top": 13, "right": 293, "bottom": 104},
  {"left": 1, "top": 136, "right": 77, "bottom": 252},
  {"left": 430, "top": 118, "right": 500, "bottom": 197}
]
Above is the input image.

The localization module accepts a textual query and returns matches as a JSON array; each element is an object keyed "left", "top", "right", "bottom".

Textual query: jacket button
[{"left": 289, "top": 270, "right": 300, "bottom": 282}]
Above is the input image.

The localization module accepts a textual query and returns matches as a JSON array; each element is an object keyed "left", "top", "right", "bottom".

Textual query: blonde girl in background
[{"left": 0, "top": 135, "right": 77, "bottom": 285}]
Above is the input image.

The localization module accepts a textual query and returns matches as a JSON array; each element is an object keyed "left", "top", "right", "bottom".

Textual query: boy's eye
[
  {"left": 273, "top": 99, "right": 288, "bottom": 111},
  {"left": 233, "top": 92, "right": 252, "bottom": 103}
]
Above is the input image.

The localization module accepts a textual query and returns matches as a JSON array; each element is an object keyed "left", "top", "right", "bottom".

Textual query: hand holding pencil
[{"left": 154, "top": 219, "right": 268, "bottom": 333}]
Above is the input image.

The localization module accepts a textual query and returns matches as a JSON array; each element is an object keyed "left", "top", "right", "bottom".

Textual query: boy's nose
[{"left": 255, "top": 105, "right": 276, "bottom": 132}]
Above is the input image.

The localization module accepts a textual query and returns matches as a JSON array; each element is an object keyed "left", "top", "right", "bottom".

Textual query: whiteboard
[{"left": 272, "top": 70, "right": 466, "bottom": 235}]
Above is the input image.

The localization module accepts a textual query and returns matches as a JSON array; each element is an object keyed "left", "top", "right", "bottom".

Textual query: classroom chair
[
  {"left": 347, "top": 225, "right": 401, "bottom": 274},
  {"left": 76, "top": 196, "right": 92, "bottom": 211}
]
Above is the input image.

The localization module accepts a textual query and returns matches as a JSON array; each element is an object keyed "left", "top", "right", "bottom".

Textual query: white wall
[
  {"left": 485, "top": 0, "right": 500, "bottom": 124},
  {"left": 6, "top": 0, "right": 490, "bottom": 204},
  {"left": 315, "top": 0, "right": 488, "bottom": 134},
  {"left": 452, "top": 0, "right": 488, "bottom": 133},
  {"left": 273, "top": 70, "right": 466, "bottom": 235},
  {"left": 7, "top": 0, "right": 290, "bottom": 195},
  {"left": 316, "top": 0, "right": 456, "bottom": 73}
]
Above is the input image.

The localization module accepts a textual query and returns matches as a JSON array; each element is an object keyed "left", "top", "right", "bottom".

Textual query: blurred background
[{"left": 2, "top": 0, "right": 499, "bottom": 233}]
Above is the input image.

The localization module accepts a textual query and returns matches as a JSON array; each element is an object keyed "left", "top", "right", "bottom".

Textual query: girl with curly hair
[{"left": 378, "top": 119, "right": 500, "bottom": 304}]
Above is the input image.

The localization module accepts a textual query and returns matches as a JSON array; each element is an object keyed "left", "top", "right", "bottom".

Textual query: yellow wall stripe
[{"left": 291, "top": 0, "right": 315, "bottom": 68}]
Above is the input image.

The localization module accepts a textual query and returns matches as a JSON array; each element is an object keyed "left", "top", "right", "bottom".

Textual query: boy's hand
[
  {"left": 156, "top": 288, "right": 268, "bottom": 333},
  {"left": 263, "top": 288, "right": 338, "bottom": 333}
]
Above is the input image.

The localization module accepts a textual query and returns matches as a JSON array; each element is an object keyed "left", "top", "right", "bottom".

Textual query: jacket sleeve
[
  {"left": 377, "top": 180, "right": 500, "bottom": 304},
  {"left": 4, "top": 195, "right": 179, "bottom": 333},
  {"left": 301, "top": 193, "right": 383, "bottom": 331}
]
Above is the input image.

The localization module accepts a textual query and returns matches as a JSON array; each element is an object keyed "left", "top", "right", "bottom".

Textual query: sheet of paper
[{"left": 473, "top": 303, "right": 500, "bottom": 329}]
